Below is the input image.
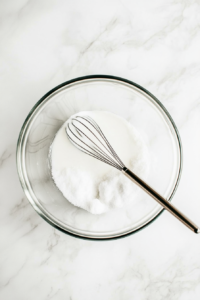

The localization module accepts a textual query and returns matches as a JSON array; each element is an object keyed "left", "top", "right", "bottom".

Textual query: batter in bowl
[{"left": 50, "top": 111, "right": 150, "bottom": 214}]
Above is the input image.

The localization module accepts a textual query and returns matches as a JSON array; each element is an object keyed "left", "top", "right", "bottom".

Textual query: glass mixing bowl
[{"left": 16, "top": 75, "right": 182, "bottom": 240}]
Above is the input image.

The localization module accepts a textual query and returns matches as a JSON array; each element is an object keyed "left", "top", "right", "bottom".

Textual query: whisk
[{"left": 66, "top": 114, "right": 199, "bottom": 234}]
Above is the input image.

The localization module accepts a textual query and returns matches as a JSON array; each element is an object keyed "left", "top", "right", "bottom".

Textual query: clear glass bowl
[{"left": 16, "top": 75, "right": 182, "bottom": 240}]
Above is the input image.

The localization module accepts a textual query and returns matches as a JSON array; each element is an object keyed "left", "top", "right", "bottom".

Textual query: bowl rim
[{"left": 16, "top": 74, "right": 183, "bottom": 240}]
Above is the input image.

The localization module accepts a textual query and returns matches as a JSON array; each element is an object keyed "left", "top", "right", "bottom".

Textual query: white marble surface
[{"left": 1, "top": 0, "right": 200, "bottom": 299}]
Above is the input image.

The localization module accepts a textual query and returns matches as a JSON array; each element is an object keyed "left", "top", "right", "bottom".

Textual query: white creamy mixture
[{"left": 50, "top": 111, "right": 149, "bottom": 214}]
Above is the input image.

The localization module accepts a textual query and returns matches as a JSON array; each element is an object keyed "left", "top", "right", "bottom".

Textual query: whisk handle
[{"left": 122, "top": 167, "right": 199, "bottom": 234}]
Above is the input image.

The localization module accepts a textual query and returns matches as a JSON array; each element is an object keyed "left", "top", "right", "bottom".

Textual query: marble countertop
[{"left": 1, "top": 0, "right": 200, "bottom": 299}]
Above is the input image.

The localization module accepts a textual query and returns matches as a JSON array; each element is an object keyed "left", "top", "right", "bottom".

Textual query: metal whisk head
[{"left": 66, "top": 115, "right": 125, "bottom": 171}]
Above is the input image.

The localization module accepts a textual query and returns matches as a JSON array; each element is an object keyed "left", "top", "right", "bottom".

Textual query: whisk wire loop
[
  {"left": 80, "top": 116, "right": 125, "bottom": 168},
  {"left": 66, "top": 115, "right": 125, "bottom": 171}
]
